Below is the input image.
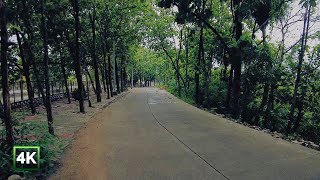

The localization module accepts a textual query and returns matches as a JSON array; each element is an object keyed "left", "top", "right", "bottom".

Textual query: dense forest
[{"left": 0, "top": 0, "right": 320, "bottom": 177}]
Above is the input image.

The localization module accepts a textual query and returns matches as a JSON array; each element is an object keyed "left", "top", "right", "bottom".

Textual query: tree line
[
  {"left": 0, "top": 0, "right": 147, "bottom": 147},
  {"left": 1, "top": 0, "right": 320, "bottom": 148},
  {"left": 140, "top": 0, "right": 320, "bottom": 143}
]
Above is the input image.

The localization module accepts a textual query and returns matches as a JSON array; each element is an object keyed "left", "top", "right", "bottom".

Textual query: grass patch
[{"left": 0, "top": 110, "right": 69, "bottom": 179}]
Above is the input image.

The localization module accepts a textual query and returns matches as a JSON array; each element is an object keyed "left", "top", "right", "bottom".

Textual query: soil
[
  {"left": 48, "top": 92, "right": 129, "bottom": 180},
  {"left": 49, "top": 108, "right": 110, "bottom": 180}
]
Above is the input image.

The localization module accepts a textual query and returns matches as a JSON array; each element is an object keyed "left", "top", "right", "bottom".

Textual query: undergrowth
[{"left": 0, "top": 110, "right": 68, "bottom": 180}]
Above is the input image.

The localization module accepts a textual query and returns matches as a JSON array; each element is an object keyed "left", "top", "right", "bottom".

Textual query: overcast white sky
[
  {"left": 260, "top": 0, "right": 320, "bottom": 48},
  {"left": 170, "top": 0, "right": 319, "bottom": 50}
]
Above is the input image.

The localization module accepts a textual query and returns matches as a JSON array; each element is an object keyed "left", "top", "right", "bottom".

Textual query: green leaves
[{"left": 299, "top": 0, "right": 317, "bottom": 7}]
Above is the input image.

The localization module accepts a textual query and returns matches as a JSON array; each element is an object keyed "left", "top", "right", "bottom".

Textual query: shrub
[
  {"left": 299, "top": 123, "right": 320, "bottom": 144},
  {"left": 71, "top": 88, "right": 87, "bottom": 101}
]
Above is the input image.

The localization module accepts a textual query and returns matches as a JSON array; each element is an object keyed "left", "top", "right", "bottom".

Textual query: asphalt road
[{"left": 52, "top": 88, "right": 320, "bottom": 180}]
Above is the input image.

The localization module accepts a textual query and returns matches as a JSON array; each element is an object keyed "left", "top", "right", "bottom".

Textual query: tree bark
[
  {"left": 108, "top": 53, "right": 113, "bottom": 97},
  {"left": 264, "top": 84, "right": 276, "bottom": 129},
  {"left": 195, "top": 24, "right": 204, "bottom": 106},
  {"left": 16, "top": 30, "right": 36, "bottom": 114},
  {"left": 255, "top": 27, "right": 271, "bottom": 124},
  {"left": 291, "top": 5, "right": 311, "bottom": 133},
  {"left": 185, "top": 28, "right": 189, "bottom": 90},
  {"left": 287, "top": 4, "right": 310, "bottom": 134},
  {"left": 41, "top": 0, "right": 54, "bottom": 135},
  {"left": 100, "top": 65, "right": 107, "bottom": 92},
  {"left": 226, "top": 65, "right": 234, "bottom": 109},
  {"left": 176, "top": 28, "right": 184, "bottom": 97},
  {"left": 85, "top": 73, "right": 92, "bottom": 107},
  {"left": 23, "top": 33, "right": 46, "bottom": 106},
  {"left": 115, "top": 56, "right": 120, "bottom": 94},
  {"left": 90, "top": 0, "right": 101, "bottom": 102},
  {"left": 72, "top": 0, "right": 85, "bottom": 112},
  {"left": 103, "top": 52, "right": 110, "bottom": 99},
  {"left": 231, "top": 0, "right": 243, "bottom": 118},
  {"left": 59, "top": 46, "right": 71, "bottom": 104},
  {"left": 204, "top": 51, "right": 213, "bottom": 108},
  {"left": 122, "top": 64, "right": 127, "bottom": 90},
  {"left": 0, "top": 0, "right": 14, "bottom": 147},
  {"left": 84, "top": 64, "right": 96, "bottom": 93},
  {"left": 20, "top": 4, "right": 47, "bottom": 107},
  {"left": 254, "top": 83, "right": 270, "bottom": 124},
  {"left": 120, "top": 56, "right": 125, "bottom": 92}
]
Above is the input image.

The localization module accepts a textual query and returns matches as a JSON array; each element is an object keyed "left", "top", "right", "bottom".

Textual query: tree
[
  {"left": 41, "top": 0, "right": 54, "bottom": 134},
  {"left": 72, "top": 0, "right": 85, "bottom": 113},
  {"left": 90, "top": 0, "right": 102, "bottom": 102},
  {"left": 287, "top": 0, "right": 313, "bottom": 134},
  {"left": 0, "top": 0, "right": 14, "bottom": 147}
]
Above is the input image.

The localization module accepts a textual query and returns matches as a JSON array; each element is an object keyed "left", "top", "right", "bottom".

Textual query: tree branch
[{"left": 193, "top": 13, "right": 230, "bottom": 53}]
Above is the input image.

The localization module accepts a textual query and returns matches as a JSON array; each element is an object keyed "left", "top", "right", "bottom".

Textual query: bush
[
  {"left": 0, "top": 117, "right": 68, "bottom": 179},
  {"left": 299, "top": 123, "right": 320, "bottom": 144},
  {"left": 71, "top": 88, "right": 87, "bottom": 101}
]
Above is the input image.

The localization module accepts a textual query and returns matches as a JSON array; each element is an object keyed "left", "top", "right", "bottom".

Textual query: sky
[
  {"left": 260, "top": 0, "right": 320, "bottom": 48},
  {"left": 169, "top": 0, "right": 319, "bottom": 50}
]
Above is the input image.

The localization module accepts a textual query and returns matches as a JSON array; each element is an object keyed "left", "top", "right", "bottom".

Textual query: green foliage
[
  {"left": 71, "top": 88, "right": 88, "bottom": 101},
  {"left": 1, "top": 115, "right": 67, "bottom": 179},
  {"left": 299, "top": 123, "right": 320, "bottom": 143},
  {"left": 1, "top": 1, "right": 320, "bottom": 178}
]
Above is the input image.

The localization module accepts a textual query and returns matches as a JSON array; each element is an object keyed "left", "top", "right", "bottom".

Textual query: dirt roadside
[
  {"left": 49, "top": 111, "right": 110, "bottom": 180},
  {"left": 48, "top": 92, "right": 129, "bottom": 180}
]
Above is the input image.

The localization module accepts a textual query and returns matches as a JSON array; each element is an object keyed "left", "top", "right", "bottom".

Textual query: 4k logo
[{"left": 13, "top": 146, "right": 40, "bottom": 171}]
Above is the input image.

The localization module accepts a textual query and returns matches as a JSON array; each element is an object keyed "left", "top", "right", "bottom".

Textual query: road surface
[{"left": 51, "top": 88, "right": 320, "bottom": 180}]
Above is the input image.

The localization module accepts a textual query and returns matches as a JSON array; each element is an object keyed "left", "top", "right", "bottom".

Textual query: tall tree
[
  {"left": 0, "top": 0, "right": 14, "bottom": 147},
  {"left": 72, "top": 0, "right": 85, "bottom": 112},
  {"left": 90, "top": 0, "right": 102, "bottom": 102},
  {"left": 15, "top": 30, "right": 36, "bottom": 114},
  {"left": 230, "top": 0, "right": 243, "bottom": 118},
  {"left": 287, "top": 1, "right": 312, "bottom": 133},
  {"left": 41, "top": 0, "right": 54, "bottom": 135}
]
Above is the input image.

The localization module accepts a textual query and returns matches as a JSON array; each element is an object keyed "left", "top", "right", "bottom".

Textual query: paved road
[{"left": 52, "top": 88, "right": 320, "bottom": 180}]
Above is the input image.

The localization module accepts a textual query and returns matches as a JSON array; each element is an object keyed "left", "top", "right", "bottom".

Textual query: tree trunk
[
  {"left": 59, "top": 46, "right": 71, "bottom": 104},
  {"left": 115, "top": 57, "right": 120, "bottom": 94},
  {"left": 254, "top": 83, "right": 270, "bottom": 124},
  {"left": 231, "top": 0, "right": 243, "bottom": 119},
  {"left": 120, "top": 56, "right": 125, "bottom": 92},
  {"left": 73, "top": 0, "right": 85, "bottom": 112},
  {"left": 41, "top": 0, "right": 54, "bottom": 135},
  {"left": 255, "top": 27, "right": 270, "bottom": 124},
  {"left": 85, "top": 73, "right": 92, "bottom": 107},
  {"left": 264, "top": 84, "right": 276, "bottom": 128},
  {"left": 91, "top": 0, "right": 101, "bottom": 102},
  {"left": 131, "top": 68, "right": 134, "bottom": 88},
  {"left": 84, "top": 64, "right": 96, "bottom": 93},
  {"left": 108, "top": 53, "right": 113, "bottom": 97},
  {"left": 15, "top": 30, "right": 36, "bottom": 114},
  {"left": 226, "top": 65, "right": 234, "bottom": 109},
  {"left": 19, "top": 1, "right": 47, "bottom": 106},
  {"left": 287, "top": 4, "right": 310, "bottom": 134},
  {"left": 195, "top": 24, "right": 204, "bottom": 106},
  {"left": 100, "top": 65, "right": 107, "bottom": 92},
  {"left": 0, "top": 0, "right": 14, "bottom": 147},
  {"left": 293, "top": 84, "right": 306, "bottom": 132},
  {"left": 185, "top": 28, "right": 189, "bottom": 90},
  {"left": 176, "top": 58, "right": 181, "bottom": 97},
  {"left": 292, "top": 7, "right": 311, "bottom": 132},
  {"left": 123, "top": 66, "right": 127, "bottom": 90},
  {"left": 24, "top": 35, "right": 46, "bottom": 106},
  {"left": 103, "top": 53, "right": 110, "bottom": 99}
]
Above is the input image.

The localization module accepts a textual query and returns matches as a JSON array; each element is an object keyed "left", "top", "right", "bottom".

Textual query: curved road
[{"left": 52, "top": 88, "right": 320, "bottom": 180}]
